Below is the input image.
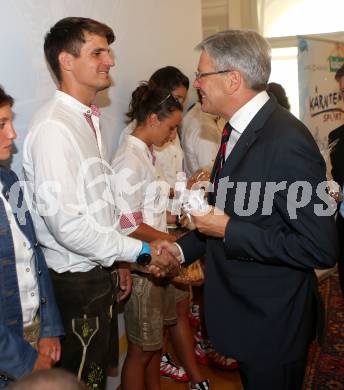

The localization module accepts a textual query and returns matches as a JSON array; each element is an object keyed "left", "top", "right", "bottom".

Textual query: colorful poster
[{"left": 298, "top": 37, "right": 344, "bottom": 175}]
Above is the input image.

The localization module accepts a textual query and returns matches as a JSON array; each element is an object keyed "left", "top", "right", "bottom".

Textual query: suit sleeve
[
  {"left": 0, "top": 325, "right": 37, "bottom": 380},
  {"left": 177, "top": 228, "right": 207, "bottom": 265},
  {"left": 224, "top": 123, "right": 338, "bottom": 270},
  {"left": 328, "top": 127, "right": 344, "bottom": 186}
]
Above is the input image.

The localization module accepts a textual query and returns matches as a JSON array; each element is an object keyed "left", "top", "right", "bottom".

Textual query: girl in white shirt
[
  {"left": 118, "top": 66, "right": 189, "bottom": 187},
  {"left": 111, "top": 85, "right": 182, "bottom": 390}
]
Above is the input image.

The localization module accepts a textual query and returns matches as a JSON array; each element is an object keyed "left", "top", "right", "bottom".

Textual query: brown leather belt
[{"left": 23, "top": 316, "right": 40, "bottom": 349}]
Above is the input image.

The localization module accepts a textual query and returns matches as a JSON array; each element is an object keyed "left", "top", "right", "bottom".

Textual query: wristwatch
[{"left": 136, "top": 241, "right": 152, "bottom": 266}]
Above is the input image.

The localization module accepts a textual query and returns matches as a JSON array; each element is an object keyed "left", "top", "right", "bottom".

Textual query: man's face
[
  {"left": 193, "top": 50, "right": 228, "bottom": 116},
  {"left": 0, "top": 104, "right": 16, "bottom": 161},
  {"left": 68, "top": 32, "right": 115, "bottom": 94}
]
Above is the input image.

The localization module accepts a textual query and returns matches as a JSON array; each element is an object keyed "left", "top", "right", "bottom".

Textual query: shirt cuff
[
  {"left": 117, "top": 236, "right": 142, "bottom": 263},
  {"left": 173, "top": 242, "right": 185, "bottom": 264}
]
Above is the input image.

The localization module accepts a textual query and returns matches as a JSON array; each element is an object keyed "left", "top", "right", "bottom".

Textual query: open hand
[{"left": 117, "top": 263, "right": 132, "bottom": 302}]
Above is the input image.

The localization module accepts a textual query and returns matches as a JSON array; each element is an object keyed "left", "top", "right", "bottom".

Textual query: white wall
[
  {"left": 0, "top": 0, "right": 202, "bottom": 174},
  {"left": 0, "top": 2, "right": 202, "bottom": 386}
]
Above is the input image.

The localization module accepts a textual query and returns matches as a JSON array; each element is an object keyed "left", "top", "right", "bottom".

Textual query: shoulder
[
  {"left": 258, "top": 105, "right": 325, "bottom": 175},
  {"left": 263, "top": 105, "right": 315, "bottom": 146},
  {"left": 28, "top": 96, "right": 82, "bottom": 136},
  {"left": 118, "top": 121, "right": 136, "bottom": 146},
  {"left": 0, "top": 167, "right": 19, "bottom": 187},
  {"left": 329, "top": 123, "right": 344, "bottom": 142},
  {"left": 112, "top": 140, "right": 145, "bottom": 173},
  {"left": 25, "top": 100, "right": 80, "bottom": 153}
]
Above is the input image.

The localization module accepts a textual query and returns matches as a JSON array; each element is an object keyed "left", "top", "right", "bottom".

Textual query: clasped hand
[{"left": 147, "top": 240, "right": 181, "bottom": 277}]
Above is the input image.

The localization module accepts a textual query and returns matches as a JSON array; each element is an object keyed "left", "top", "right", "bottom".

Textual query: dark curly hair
[{"left": 126, "top": 83, "right": 182, "bottom": 125}]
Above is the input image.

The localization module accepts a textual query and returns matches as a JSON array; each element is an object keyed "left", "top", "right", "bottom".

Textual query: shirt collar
[
  {"left": 229, "top": 91, "right": 269, "bottom": 134},
  {"left": 55, "top": 90, "right": 96, "bottom": 116}
]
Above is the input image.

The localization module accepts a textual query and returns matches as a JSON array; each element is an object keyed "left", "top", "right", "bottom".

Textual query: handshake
[{"left": 146, "top": 240, "right": 183, "bottom": 278}]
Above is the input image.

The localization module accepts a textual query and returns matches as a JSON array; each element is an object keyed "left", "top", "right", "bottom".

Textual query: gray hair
[{"left": 196, "top": 30, "right": 271, "bottom": 91}]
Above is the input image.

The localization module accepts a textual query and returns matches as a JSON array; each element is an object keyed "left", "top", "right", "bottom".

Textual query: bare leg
[
  {"left": 144, "top": 350, "right": 162, "bottom": 390},
  {"left": 169, "top": 297, "right": 204, "bottom": 383},
  {"left": 162, "top": 330, "right": 168, "bottom": 353},
  {"left": 121, "top": 341, "right": 157, "bottom": 390}
]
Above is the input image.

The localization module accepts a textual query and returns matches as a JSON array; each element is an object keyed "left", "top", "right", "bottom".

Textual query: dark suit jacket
[
  {"left": 329, "top": 123, "right": 344, "bottom": 187},
  {"left": 178, "top": 97, "right": 338, "bottom": 365}
]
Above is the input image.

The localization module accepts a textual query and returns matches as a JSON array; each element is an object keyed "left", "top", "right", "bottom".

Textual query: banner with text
[{"left": 298, "top": 37, "right": 344, "bottom": 173}]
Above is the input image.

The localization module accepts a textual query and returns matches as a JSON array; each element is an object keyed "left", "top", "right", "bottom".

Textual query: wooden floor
[{"left": 161, "top": 360, "right": 243, "bottom": 390}]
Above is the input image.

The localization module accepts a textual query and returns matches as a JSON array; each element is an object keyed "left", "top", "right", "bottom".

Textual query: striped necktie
[{"left": 212, "top": 122, "right": 233, "bottom": 185}]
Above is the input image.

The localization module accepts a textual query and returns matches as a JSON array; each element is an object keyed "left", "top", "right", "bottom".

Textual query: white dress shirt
[
  {"left": 111, "top": 135, "right": 169, "bottom": 235},
  {"left": 181, "top": 102, "right": 226, "bottom": 176},
  {"left": 118, "top": 121, "right": 135, "bottom": 146},
  {"left": 0, "top": 184, "right": 39, "bottom": 326},
  {"left": 176, "top": 91, "right": 270, "bottom": 260},
  {"left": 119, "top": 121, "right": 184, "bottom": 186},
  {"left": 23, "top": 91, "right": 142, "bottom": 273},
  {"left": 226, "top": 91, "right": 269, "bottom": 159},
  {"left": 154, "top": 135, "right": 184, "bottom": 187}
]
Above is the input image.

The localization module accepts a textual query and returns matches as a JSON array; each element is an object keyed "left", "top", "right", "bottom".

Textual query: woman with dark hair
[
  {"left": 111, "top": 85, "right": 180, "bottom": 390},
  {"left": 148, "top": 66, "right": 190, "bottom": 102},
  {"left": 267, "top": 82, "right": 291, "bottom": 110},
  {"left": 121, "top": 67, "right": 210, "bottom": 387},
  {"left": 111, "top": 83, "right": 209, "bottom": 390},
  {"left": 119, "top": 66, "right": 189, "bottom": 187}
]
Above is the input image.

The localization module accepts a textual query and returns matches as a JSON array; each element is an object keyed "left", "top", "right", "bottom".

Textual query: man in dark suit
[
  {"left": 162, "top": 30, "right": 338, "bottom": 390},
  {"left": 328, "top": 64, "right": 344, "bottom": 297}
]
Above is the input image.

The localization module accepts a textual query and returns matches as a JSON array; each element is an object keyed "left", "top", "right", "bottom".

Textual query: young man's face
[
  {"left": 0, "top": 104, "right": 16, "bottom": 161},
  {"left": 68, "top": 32, "right": 115, "bottom": 94}
]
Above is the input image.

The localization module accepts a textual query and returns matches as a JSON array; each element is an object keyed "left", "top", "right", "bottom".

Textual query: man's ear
[
  {"left": 58, "top": 52, "right": 74, "bottom": 72},
  {"left": 226, "top": 70, "right": 241, "bottom": 93}
]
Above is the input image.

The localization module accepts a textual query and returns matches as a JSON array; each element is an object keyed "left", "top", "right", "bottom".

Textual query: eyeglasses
[
  {"left": 158, "top": 93, "right": 180, "bottom": 106},
  {"left": 194, "top": 69, "right": 232, "bottom": 81}
]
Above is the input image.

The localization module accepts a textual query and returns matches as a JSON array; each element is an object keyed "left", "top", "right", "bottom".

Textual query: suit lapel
[{"left": 219, "top": 97, "right": 277, "bottom": 178}]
